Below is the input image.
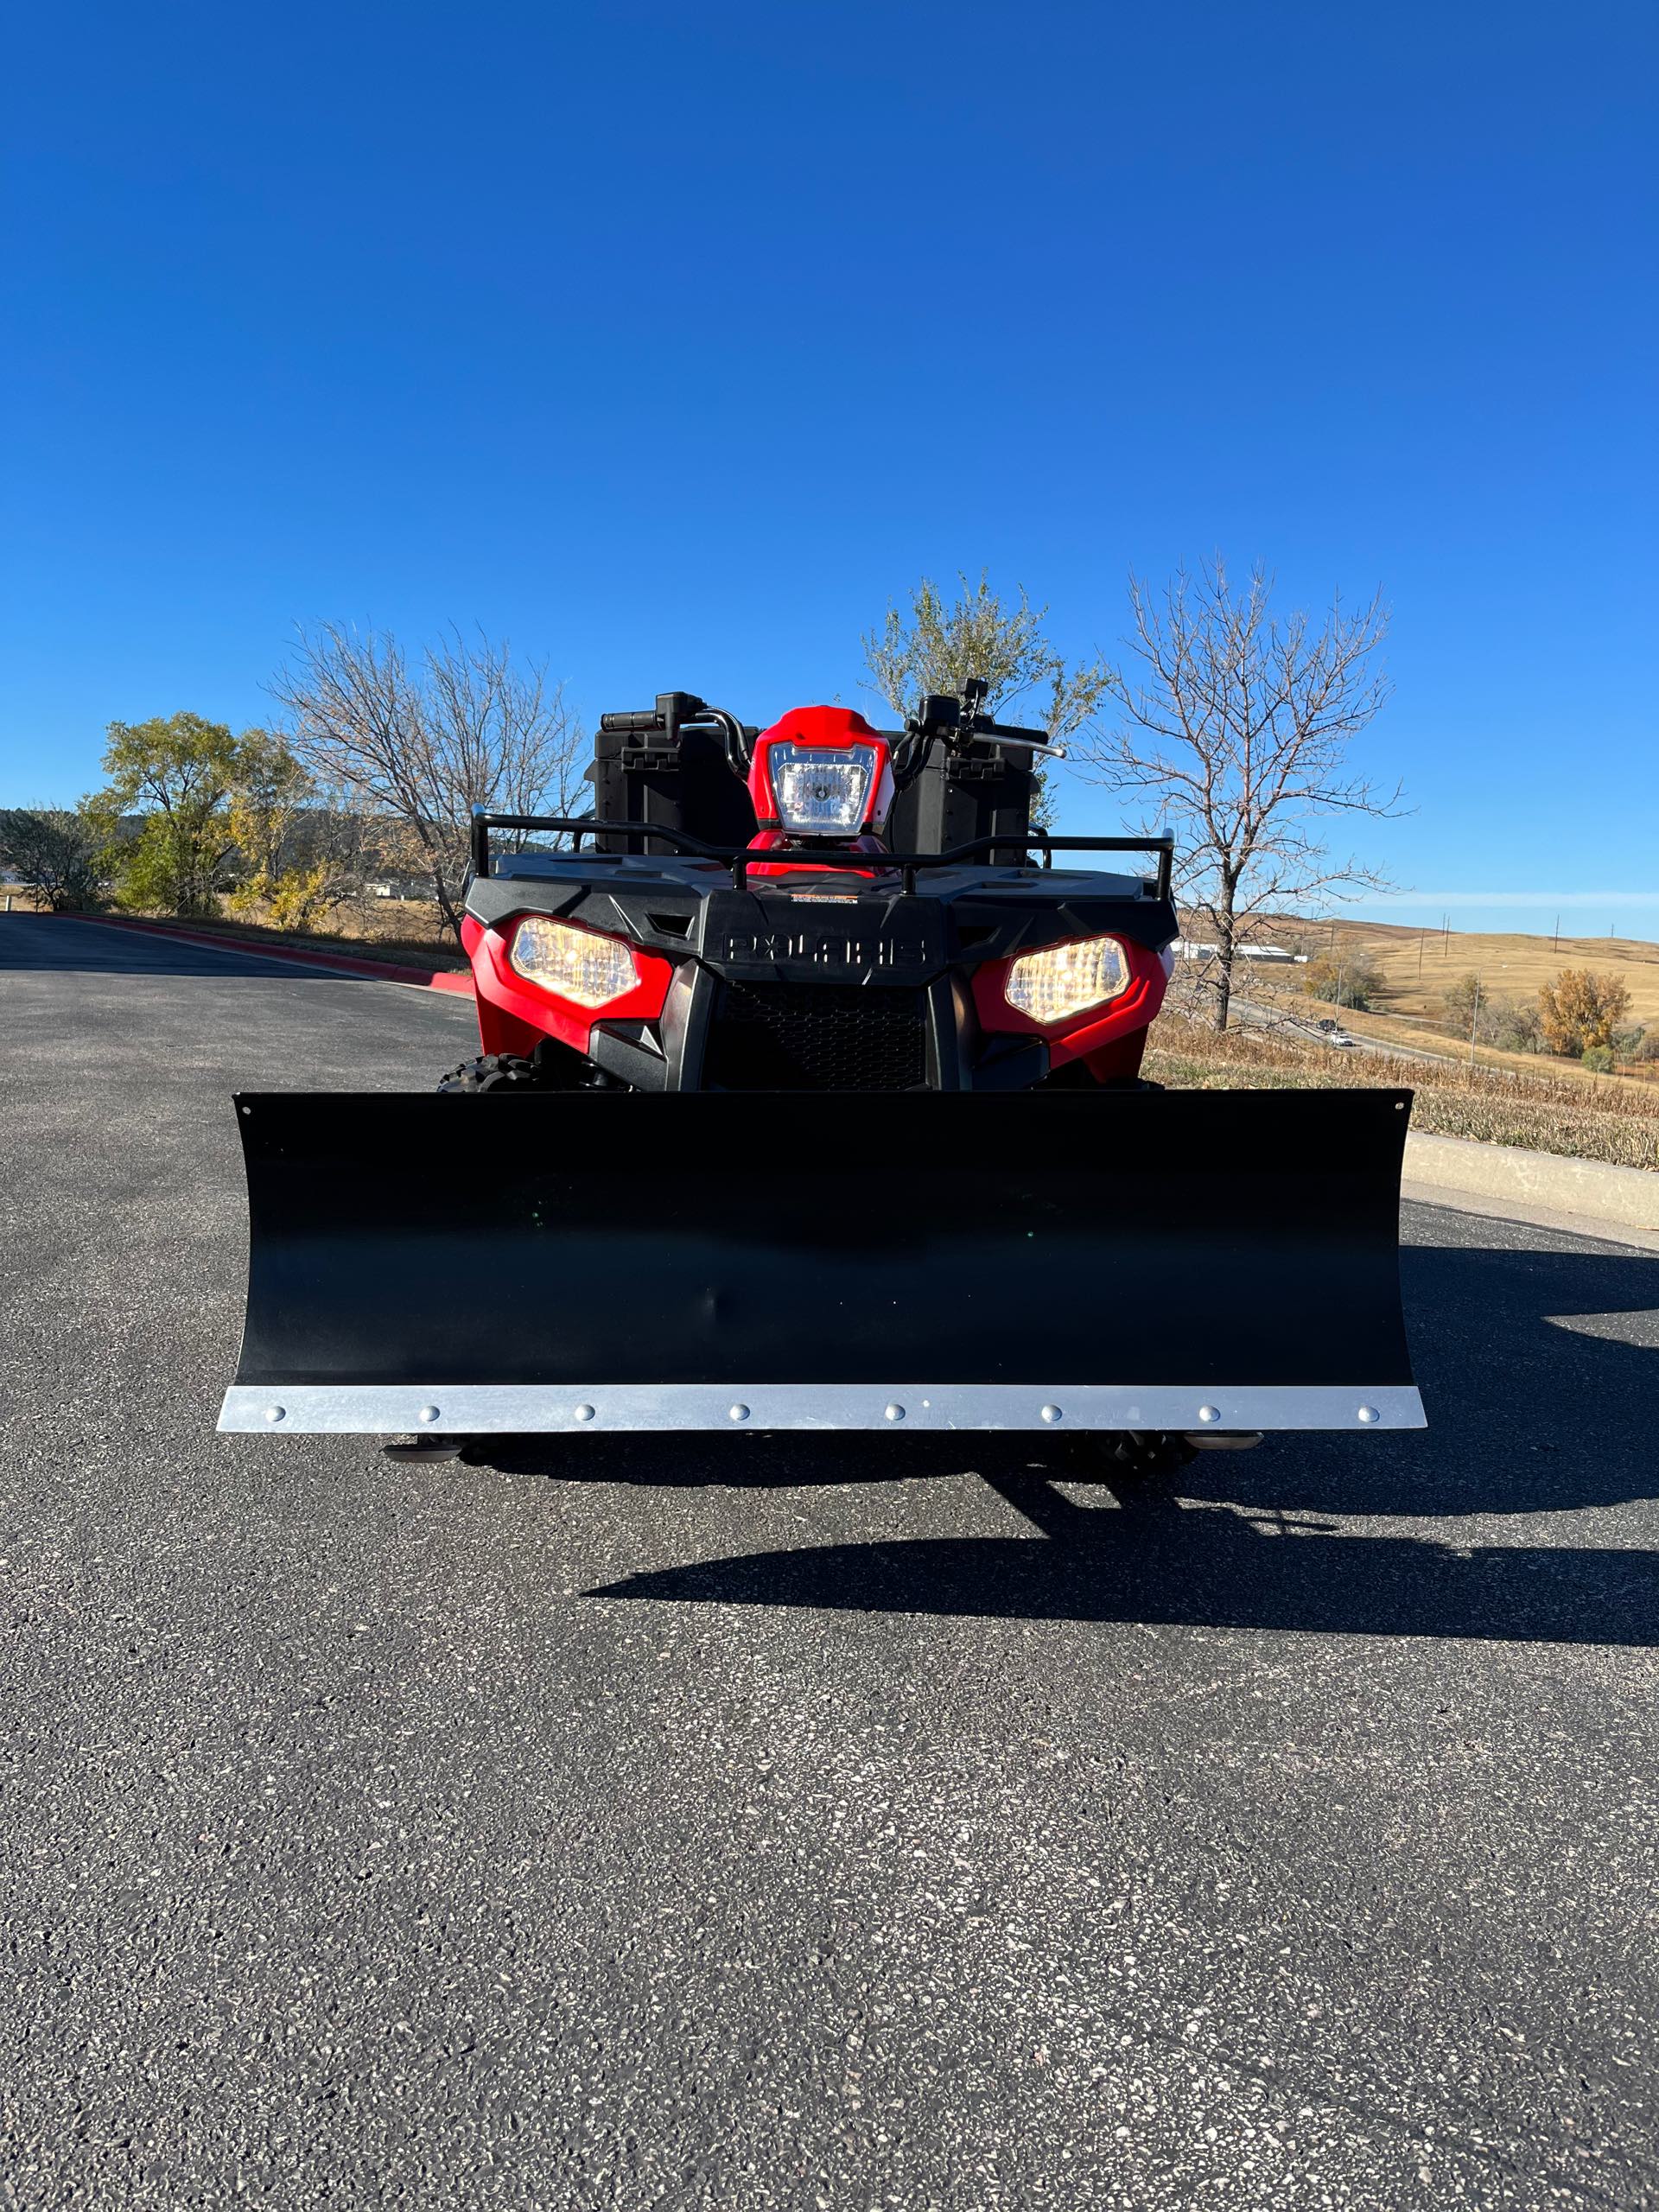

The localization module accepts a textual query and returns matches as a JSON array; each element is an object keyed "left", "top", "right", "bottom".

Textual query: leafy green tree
[
  {"left": 861, "top": 573, "right": 1107, "bottom": 830},
  {"left": 91, "top": 712, "right": 245, "bottom": 917},
  {"left": 0, "top": 805, "right": 103, "bottom": 909},
  {"left": 1581, "top": 1045, "right": 1615, "bottom": 1074}
]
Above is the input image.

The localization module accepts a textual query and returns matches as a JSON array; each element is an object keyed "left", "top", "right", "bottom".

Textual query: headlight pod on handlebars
[
  {"left": 1004, "top": 936, "right": 1133, "bottom": 1024},
  {"left": 509, "top": 916, "right": 640, "bottom": 1009},
  {"left": 766, "top": 742, "right": 878, "bottom": 835}
]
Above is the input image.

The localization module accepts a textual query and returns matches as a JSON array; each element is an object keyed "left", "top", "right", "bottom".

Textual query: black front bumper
[{"left": 467, "top": 854, "right": 1177, "bottom": 1091}]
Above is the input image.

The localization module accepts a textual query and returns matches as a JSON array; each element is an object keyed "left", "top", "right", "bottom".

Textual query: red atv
[
  {"left": 450, "top": 683, "right": 1174, "bottom": 1097},
  {"left": 219, "top": 683, "right": 1421, "bottom": 1458}
]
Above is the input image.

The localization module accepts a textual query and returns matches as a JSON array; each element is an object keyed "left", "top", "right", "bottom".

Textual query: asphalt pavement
[{"left": 3, "top": 910, "right": 1656, "bottom": 2211}]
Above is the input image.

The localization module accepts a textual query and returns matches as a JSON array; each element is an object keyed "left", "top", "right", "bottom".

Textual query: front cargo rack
[{"left": 469, "top": 813, "right": 1174, "bottom": 900}]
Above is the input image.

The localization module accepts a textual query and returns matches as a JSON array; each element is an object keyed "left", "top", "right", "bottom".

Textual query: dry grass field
[
  {"left": 1279, "top": 915, "right": 1659, "bottom": 1027},
  {"left": 317, "top": 895, "right": 462, "bottom": 950},
  {"left": 1146, "top": 1010, "right": 1659, "bottom": 1172},
  {"left": 1267, "top": 999, "right": 1659, "bottom": 1094},
  {"left": 86, "top": 897, "right": 470, "bottom": 970}
]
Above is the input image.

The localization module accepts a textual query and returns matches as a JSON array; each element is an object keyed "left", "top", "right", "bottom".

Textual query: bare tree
[
  {"left": 270, "top": 625, "right": 587, "bottom": 936},
  {"left": 291, "top": 784, "right": 378, "bottom": 906},
  {"left": 227, "top": 729, "right": 315, "bottom": 886},
  {"left": 1075, "top": 561, "right": 1401, "bottom": 1029},
  {"left": 862, "top": 573, "right": 1108, "bottom": 828}
]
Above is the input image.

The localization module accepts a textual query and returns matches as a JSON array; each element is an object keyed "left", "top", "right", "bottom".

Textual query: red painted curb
[{"left": 47, "top": 910, "right": 475, "bottom": 995}]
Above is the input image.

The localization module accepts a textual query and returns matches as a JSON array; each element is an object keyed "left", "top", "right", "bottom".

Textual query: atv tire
[
  {"left": 436, "top": 1053, "right": 543, "bottom": 1094},
  {"left": 1056, "top": 1430, "right": 1199, "bottom": 1482},
  {"left": 1109, "top": 1431, "right": 1199, "bottom": 1477}
]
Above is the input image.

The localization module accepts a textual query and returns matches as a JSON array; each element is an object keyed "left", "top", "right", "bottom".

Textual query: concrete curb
[
  {"left": 1400, "top": 1179, "right": 1659, "bottom": 1255},
  {"left": 48, "top": 911, "right": 475, "bottom": 995},
  {"left": 1403, "top": 1130, "right": 1659, "bottom": 1242}
]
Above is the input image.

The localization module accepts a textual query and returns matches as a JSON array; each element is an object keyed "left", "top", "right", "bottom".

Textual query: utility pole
[
  {"left": 1416, "top": 932, "right": 1424, "bottom": 982},
  {"left": 1552, "top": 913, "right": 1560, "bottom": 951},
  {"left": 1470, "top": 975, "right": 1481, "bottom": 1068}
]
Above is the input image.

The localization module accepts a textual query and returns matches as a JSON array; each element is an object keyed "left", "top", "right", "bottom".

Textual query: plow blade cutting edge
[{"left": 218, "top": 1090, "right": 1423, "bottom": 1435}]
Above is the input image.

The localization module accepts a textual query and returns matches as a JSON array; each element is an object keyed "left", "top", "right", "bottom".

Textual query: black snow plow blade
[{"left": 219, "top": 1090, "right": 1423, "bottom": 1435}]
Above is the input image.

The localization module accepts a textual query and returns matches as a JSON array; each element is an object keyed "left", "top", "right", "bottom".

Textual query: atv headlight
[
  {"left": 1005, "top": 937, "right": 1132, "bottom": 1023},
  {"left": 510, "top": 916, "right": 639, "bottom": 1008},
  {"left": 767, "top": 743, "right": 877, "bottom": 834}
]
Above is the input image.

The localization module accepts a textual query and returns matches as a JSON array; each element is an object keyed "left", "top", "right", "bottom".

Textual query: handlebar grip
[{"left": 599, "top": 709, "right": 666, "bottom": 734}]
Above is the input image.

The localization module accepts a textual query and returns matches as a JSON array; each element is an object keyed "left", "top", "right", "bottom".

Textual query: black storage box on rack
[
  {"left": 886, "top": 741, "right": 1036, "bottom": 857},
  {"left": 587, "top": 691, "right": 757, "bottom": 855}
]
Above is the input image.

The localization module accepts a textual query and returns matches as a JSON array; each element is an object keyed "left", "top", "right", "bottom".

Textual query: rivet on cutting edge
[
  {"left": 728, "top": 1404, "right": 750, "bottom": 1422},
  {"left": 1357, "top": 1404, "right": 1379, "bottom": 1424},
  {"left": 575, "top": 1404, "right": 596, "bottom": 1423},
  {"left": 264, "top": 1406, "right": 284, "bottom": 1424},
  {"left": 1040, "top": 1404, "right": 1062, "bottom": 1423},
  {"left": 884, "top": 1403, "right": 905, "bottom": 1422},
  {"left": 1198, "top": 1405, "right": 1221, "bottom": 1424},
  {"left": 417, "top": 1406, "right": 440, "bottom": 1425}
]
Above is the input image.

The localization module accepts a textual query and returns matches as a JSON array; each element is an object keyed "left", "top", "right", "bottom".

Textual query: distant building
[{"left": 1172, "top": 940, "right": 1306, "bottom": 963}]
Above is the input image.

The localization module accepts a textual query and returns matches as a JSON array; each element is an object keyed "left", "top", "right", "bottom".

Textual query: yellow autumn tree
[{"left": 1537, "top": 969, "right": 1631, "bottom": 1057}]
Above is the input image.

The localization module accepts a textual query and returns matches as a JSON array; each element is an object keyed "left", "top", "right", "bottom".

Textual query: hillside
[{"left": 1288, "top": 918, "right": 1659, "bottom": 1027}]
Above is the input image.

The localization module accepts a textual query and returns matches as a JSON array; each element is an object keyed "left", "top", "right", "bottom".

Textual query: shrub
[
  {"left": 1490, "top": 1001, "right": 1543, "bottom": 1053},
  {"left": 228, "top": 863, "right": 331, "bottom": 933},
  {"left": 1440, "top": 974, "right": 1544, "bottom": 1051},
  {"left": 1301, "top": 952, "right": 1384, "bottom": 1010},
  {"left": 0, "top": 806, "right": 102, "bottom": 910},
  {"left": 1581, "top": 1045, "right": 1616, "bottom": 1074}
]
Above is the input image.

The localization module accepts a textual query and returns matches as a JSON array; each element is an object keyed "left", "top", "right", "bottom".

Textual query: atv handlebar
[
  {"left": 470, "top": 812, "right": 1173, "bottom": 900},
  {"left": 598, "top": 695, "right": 756, "bottom": 771},
  {"left": 909, "top": 689, "right": 1053, "bottom": 751}
]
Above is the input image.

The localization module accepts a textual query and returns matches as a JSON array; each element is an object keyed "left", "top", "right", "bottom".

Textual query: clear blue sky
[{"left": 4, "top": 0, "right": 1654, "bottom": 934}]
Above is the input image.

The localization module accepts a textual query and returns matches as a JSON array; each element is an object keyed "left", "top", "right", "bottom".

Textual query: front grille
[{"left": 706, "top": 982, "right": 929, "bottom": 1090}]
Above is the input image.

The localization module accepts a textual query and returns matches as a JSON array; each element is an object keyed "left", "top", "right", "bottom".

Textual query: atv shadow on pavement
[
  {"left": 472, "top": 1230, "right": 1659, "bottom": 1644},
  {"left": 1178, "top": 1238, "right": 1659, "bottom": 1522},
  {"left": 470, "top": 1236, "right": 1658, "bottom": 1524},
  {"left": 473, "top": 1430, "right": 1066, "bottom": 1491},
  {"left": 582, "top": 1474, "right": 1659, "bottom": 1647}
]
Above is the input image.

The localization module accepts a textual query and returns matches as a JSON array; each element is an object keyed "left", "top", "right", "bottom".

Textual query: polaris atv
[{"left": 219, "top": 684, "right": 1422, "bottom": 1455}]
